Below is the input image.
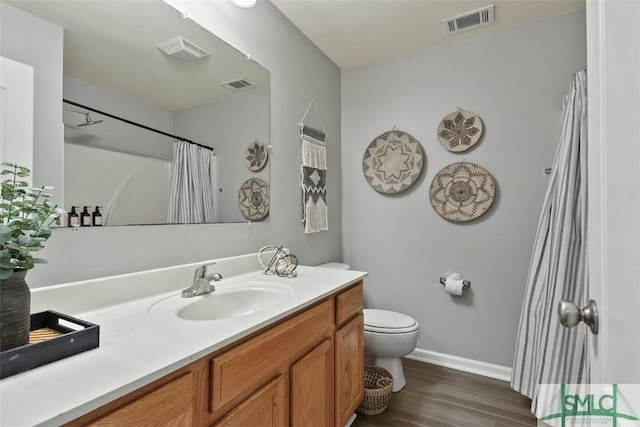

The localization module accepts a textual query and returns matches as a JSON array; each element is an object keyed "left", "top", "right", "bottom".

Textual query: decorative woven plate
[
  {"left": 362, "top": 130, "right": 424, "bottom": 193},
  {"left": 244, "top": 141, "right": 268, "bottom": 171},
  {"left": 429, "top": 162, "right": 496, "bottom": 222},
  {"left": 238, "top": 178, "right": 269, "bottom": 221},
  {"left": 437, "top": 109, "right": 483, "bottom": 152}
]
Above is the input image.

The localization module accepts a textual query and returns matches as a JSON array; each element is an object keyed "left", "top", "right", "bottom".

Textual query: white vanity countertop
[{"left": 0, "top": 255, "right": 366, "bottom": 427}]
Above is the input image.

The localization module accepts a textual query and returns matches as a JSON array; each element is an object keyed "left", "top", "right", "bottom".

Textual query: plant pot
[{"left": 0, "top": 269, "right": 31, "bottom": 351}]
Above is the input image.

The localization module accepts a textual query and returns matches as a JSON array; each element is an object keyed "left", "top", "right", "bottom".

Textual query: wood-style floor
[{"left": 352, "top": 359, "right": 537, "bottom": 427}]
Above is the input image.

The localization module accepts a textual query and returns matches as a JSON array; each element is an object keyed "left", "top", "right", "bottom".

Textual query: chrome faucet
[{"left": 181, "top": 263, "right": 223, "bottom": 298}]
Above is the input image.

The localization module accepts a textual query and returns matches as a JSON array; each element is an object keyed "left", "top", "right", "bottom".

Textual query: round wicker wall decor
[
  {"left": 437, "top": 109, "right": 483, "bottom": 152},
  {"left": 362, "top": 130, "right": 424, "bottom": 194},
  {"left": 429, "top": 162, "right": 496, "bottom": 222},
  {"left": 238, "top": 178, "right": 269, "bottom": 221},
  {"left": 244, "top": 141, "right": 268, "bottom": 171}
]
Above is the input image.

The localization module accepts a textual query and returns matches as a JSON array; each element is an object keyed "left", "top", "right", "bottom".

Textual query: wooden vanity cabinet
[
  {"left": 65, "top": 358, "right": 209, "bottom": 427},
  {"left": 334, "top": 283, "right": 365, "bottom": 427},
  {"left": 66, "top": 280, "right": 364, "bottom": 427}
]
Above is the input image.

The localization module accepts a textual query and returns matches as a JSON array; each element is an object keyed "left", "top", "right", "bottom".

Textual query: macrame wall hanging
[{"left": 300, "top": 100, "right": 328, "bottom": 234}]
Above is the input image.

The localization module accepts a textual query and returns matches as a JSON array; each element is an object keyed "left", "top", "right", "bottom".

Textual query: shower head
[
  {"left": 63, "top": 106, "right": 104, "bottom": 127},
  {"left": 77, "top": 112, "right": 103, "bottom": 127}
]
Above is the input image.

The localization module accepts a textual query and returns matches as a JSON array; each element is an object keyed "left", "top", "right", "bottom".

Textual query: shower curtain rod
[{"left": 62, "top": 99, "right": 214, "bottom": 152}]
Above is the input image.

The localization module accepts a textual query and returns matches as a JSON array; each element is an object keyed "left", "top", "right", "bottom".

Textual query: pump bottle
[
  {"left": 68, "top": 206, "right": 79, "bottom": 227},
  {"left": 80, "top": 206, "right": 92, "bottom": 227},
  {"left": 92, "top": 206, "right": 103, "bottom": 226}
]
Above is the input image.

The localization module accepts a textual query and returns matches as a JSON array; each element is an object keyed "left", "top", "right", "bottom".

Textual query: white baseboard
[{"left": 406, "top": 347, "right": 512, "bottom": 382}]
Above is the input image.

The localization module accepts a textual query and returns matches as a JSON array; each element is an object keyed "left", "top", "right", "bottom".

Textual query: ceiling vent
[
  {"left": 220, "top": 78, "right": 254, "bottom": 91},
  {"left": 158, "top": 36, "right": 210, "bottom": 61},
  {"left": 442, "top": 5, "right": 495, "bottom": 34}
]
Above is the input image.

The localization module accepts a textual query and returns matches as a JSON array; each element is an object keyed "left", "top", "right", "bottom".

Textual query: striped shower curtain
[
  {"left": 167, "top": 140, "right": 216, "bottom": 224},
  {"left": 511, "top": 70, "right": 588, "bottom": 417}
]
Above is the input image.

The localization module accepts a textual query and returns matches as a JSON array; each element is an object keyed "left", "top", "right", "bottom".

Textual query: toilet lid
[{"left": 363, "top": 309, "right": 419, "bottom": 333}]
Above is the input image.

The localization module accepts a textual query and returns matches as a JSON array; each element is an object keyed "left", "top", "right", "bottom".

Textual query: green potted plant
[{"left": 0, "top": 162, "right": 61, "bottom": 351}]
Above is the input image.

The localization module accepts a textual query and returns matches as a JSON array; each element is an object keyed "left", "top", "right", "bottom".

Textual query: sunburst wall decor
[
  {"left": 429, "top": 162, "right": 496, "bottom": 222},
  {"left": 362, "top": 129, "right": 424, "bottom": 194},
  {"left": 437, "top": 109, "right": 483, "bottom": 152}
]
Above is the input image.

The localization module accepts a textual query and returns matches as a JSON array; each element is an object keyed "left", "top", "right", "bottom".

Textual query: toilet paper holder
[{"left": 439, "top": 277, "right": 471, "bottom": 289}]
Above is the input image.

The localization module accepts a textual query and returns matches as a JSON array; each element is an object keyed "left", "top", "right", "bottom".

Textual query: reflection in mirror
[{"left": 5, "top": 0, "right": 270, "bottom": 225}]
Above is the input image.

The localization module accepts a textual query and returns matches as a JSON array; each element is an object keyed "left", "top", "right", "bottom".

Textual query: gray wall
[
  {"left": 341, "top": 10, "right": 586, "bottom": 367},
  {"left": 15, "top": 0, "right": 342, "bottom": 287}
]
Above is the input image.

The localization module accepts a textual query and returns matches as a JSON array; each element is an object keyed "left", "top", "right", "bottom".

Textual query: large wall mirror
[{"left": 5, "top": 0, "right": 270, "bottom": 225}]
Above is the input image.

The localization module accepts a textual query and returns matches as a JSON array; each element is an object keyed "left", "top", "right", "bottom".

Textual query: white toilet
[
  {"left": 363, "top": 309, "right": 419, "bottom": 392},
  {"left": 316, "top": 262, "right": 420, "bottom": 392}
]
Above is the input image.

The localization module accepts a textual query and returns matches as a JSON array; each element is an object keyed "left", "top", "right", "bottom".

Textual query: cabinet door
[
  {"left": 335, "top": 314, "right": 364, "bottom": 427},
  {"left": 214, "top": 375, "right": 287, "bottom": 427},
  {"left": 211, "top": 300, "right": 333, "bottom": 417},
  {"left": 291, "top": 339, "right": 334, "bottom": 426},
  {"left": 88, "top": 372, "right": 197, "bottom": 426}
]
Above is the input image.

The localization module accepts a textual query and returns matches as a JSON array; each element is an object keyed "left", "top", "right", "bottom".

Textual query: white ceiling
[{"left": 270, "top": 0, "right": 586, "bottom": 69}]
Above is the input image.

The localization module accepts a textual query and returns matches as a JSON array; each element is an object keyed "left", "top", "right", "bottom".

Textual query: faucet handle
[{"left": 194, "top": 262, "right": 217, "bottom": 280}]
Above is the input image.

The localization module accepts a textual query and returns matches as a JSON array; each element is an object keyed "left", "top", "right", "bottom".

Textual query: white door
[
  {"left": 0, "top": 56, "right": 34, "bottom": 180},
  {"left": 586, "top": 0, "right": 640, "bottom": 385}
]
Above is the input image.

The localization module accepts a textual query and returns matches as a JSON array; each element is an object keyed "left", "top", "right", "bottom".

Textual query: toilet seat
[{"left": 363, "top": 309, "right": 419, "bottom": 334}]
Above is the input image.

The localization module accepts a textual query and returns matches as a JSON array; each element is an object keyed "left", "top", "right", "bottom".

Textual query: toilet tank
[{"left": 316, "top": 262, "right": 351, "bottom": 270}]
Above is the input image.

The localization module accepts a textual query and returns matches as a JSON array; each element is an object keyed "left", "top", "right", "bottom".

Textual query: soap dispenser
[
  {"left": 80, "top": 206, "right": 92, "bottom": 227},
  {"left": 92, "top": 206, "right": 103, "bottom": 226},
  {"left": 68, "top": 206, "right": 80, "bottom": 227}
]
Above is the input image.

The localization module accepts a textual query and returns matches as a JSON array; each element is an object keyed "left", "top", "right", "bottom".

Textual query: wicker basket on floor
[{"left": 356, "top": 365, "right": 394, "bottom": 415}]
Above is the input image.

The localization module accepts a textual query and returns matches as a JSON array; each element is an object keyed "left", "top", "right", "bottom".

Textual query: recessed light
[{"left": 229, "top": 0, "right": 256, "bottom": 8}]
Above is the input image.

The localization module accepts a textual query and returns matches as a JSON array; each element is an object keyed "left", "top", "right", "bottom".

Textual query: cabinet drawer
[
  {"left": 335, "top": 281, "right": 363, "bottom": 327},
  {"left": 210, "top": 299, "right": 333, "bottom": 416}
]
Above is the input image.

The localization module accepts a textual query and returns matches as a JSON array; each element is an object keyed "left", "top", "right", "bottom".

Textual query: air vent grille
[
  {"left": 442, "top": 5, "right": 495, "bottom": 34},
  {"left": 158, "top": 36, "right": 209, "bottom": 61},
  {"left": 220, "top": 78, "right": 253, "bottom": 91}
]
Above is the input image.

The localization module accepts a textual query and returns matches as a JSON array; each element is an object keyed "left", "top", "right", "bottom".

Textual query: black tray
[{"left": 0, "top": 310, "right": 100, "bottom": 379}]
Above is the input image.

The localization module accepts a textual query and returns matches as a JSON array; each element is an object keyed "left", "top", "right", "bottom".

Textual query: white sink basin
[{"left": 148, "top": 281, "right": 294, "bottom": 321}]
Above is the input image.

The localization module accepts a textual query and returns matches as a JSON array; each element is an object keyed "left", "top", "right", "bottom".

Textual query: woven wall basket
[
  {"left": 362, "top": 130, "right": 424, "bottom": 194},
  {"left": 238, "top": 178, "right": 269, "bottom": 221},
  {"left": 429, "top": 162, "right": 496, "bottom": 222},
  {"left": 437, "top": 109, "right": 483, "bottom": 152}
]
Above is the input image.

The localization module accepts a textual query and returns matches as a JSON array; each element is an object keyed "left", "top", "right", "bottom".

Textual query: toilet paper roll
[{"left": 445, "top": 277, "right": 464, "bottom": 296}]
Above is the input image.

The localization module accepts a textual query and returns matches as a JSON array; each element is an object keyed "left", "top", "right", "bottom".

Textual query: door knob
[{"left": 558, "top": 299, "right": 598, "bottom": 335}]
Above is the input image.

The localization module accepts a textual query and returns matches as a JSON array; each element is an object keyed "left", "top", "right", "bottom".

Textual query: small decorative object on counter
[
  {"left": 258, "top": 246, "right": 299, "bottom": 278},
  {"left": 0, "top": 162, "right": 61, "bottom": 351},
  {"left": 92, "top": 206, "right": 103, "bottom": 226},
  {"left": 356, "top": 365, "right": 394, "bottom": 415}
]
